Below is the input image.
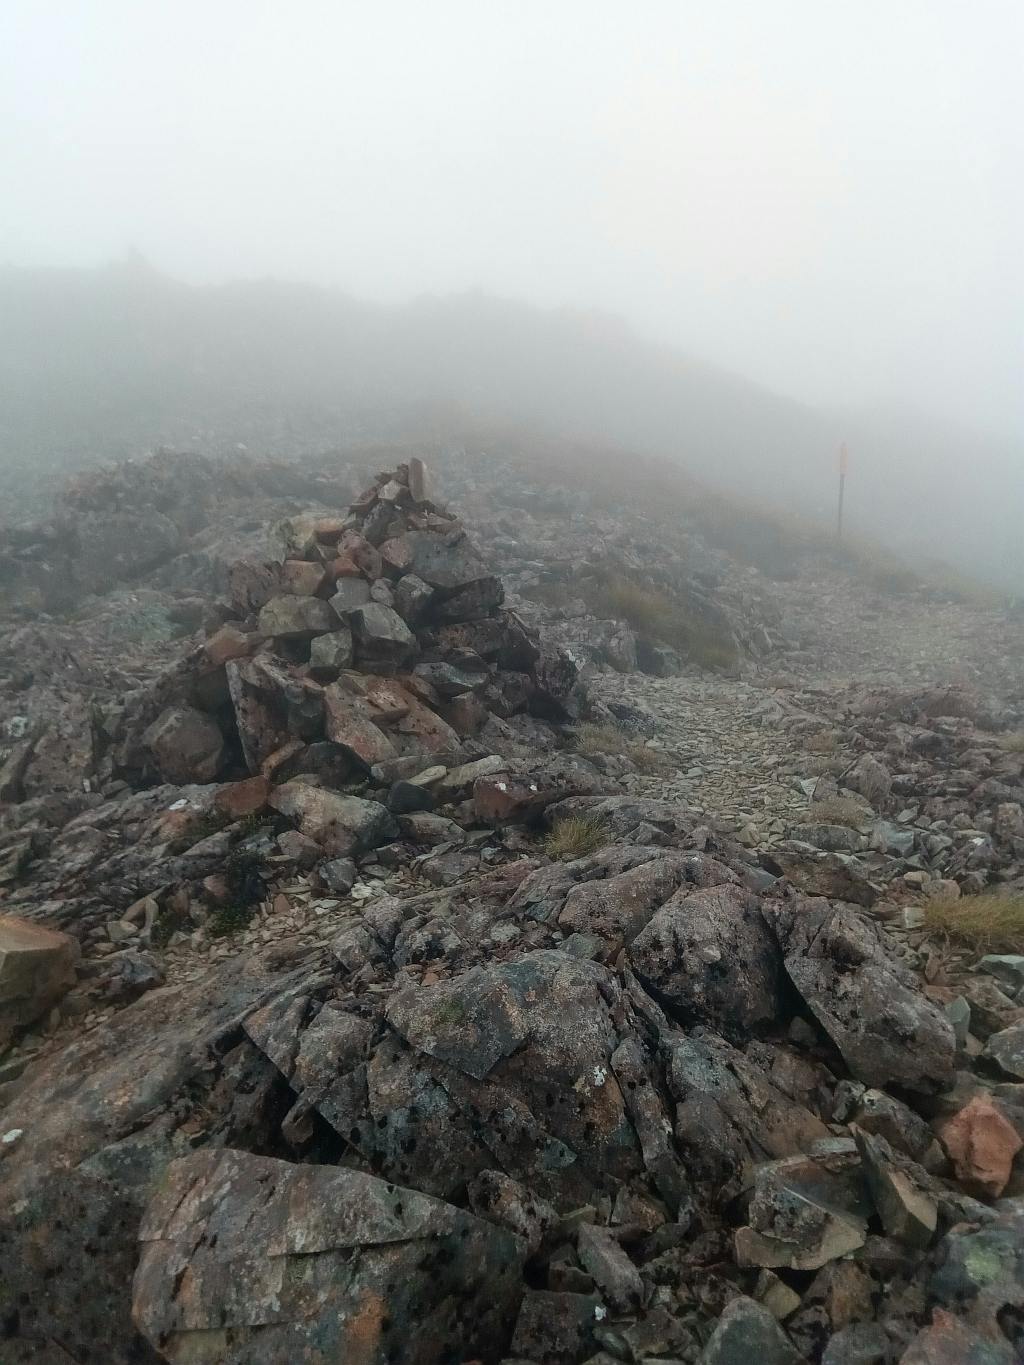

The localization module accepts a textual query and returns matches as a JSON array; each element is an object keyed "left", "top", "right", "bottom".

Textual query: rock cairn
[{"left": 93, "top": 459, "right": 579, "bottom": 840}]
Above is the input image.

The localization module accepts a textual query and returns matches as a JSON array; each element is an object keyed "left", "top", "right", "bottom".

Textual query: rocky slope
[{"left": 1, "top": 450, "right": 1023, "bottom": 1364}]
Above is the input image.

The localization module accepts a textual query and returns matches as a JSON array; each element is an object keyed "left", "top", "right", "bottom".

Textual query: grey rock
[
  {"left": 577, "top": 1222, "right": 644, "bottom": 1313},
  {"left": 308, "top": 628, "right": 354, "bottom": 675},
  {"left": 318, "top": 857, "right": 357, "bottom": 894},
  {"left": 269, "top": 781, "right": 397, "bottom": 856},
  {"left": 257, "top": 593, "right": 336, "bottom": 638},
  {"left": 699, "top": 1296, "right": 806, "bottom": 1364},
  {"left": 142, "top": 705, "right": 224, "bottom": 784},
  {"left": 765, "top": 899, "right": 956, "bottom": 1092},
  {"left": 351, "top": 603, "right": 418, "bottom": 671},
  {"left": 327, "top": 577, "right": 372, "bottom": 616},
  {"left": 132, "top": 1148, "right": 526, "bottom": 1365},
  {"left": 630, "top": 883, "right": 785, "bottom": 1036},
  {"left": 984, "top": 1022, "right": 1024, "bottom": 1079}
]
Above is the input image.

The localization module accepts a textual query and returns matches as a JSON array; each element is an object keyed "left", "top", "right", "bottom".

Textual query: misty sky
[{"left": 3, "top": 1, "right": 1021, "bottom": 437}]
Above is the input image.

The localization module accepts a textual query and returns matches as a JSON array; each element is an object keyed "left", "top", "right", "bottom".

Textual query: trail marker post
[{"left": 837, "top": 443, "right": 849, "bottom": 540}]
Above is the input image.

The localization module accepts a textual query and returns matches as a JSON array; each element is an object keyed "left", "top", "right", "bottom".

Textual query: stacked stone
[{"left": 98, "top": 460, "right": 579, "bottom": 846}]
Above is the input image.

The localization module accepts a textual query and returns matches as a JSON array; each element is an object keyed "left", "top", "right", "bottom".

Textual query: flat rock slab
[{"left": 133, "top": 1148, "right": 526, "bottom": 1364}]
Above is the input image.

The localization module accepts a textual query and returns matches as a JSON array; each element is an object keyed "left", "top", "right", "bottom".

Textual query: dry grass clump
[
  {"left": 997, "top": 731, "right": 1024, "bottom": 754},
  {"left": 922, "top": 893, "right": 1024, "bottom": 954},
  {"left": 544, "top": 815, "right": 609, "bottom": 861},
  {"left": 589, "top": 575, "right": 739, "bottom": 672},
  {"left": 808, "top": 796, "right": 872, "bottom": 829},
  {"left": 575, "top": 722, "right": 666, "bottom": 773}
]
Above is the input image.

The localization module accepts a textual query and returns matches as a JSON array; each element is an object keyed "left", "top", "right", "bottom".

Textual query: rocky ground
[{"left": 1, "top": 446, "right": 1024, "bottom": 1364}]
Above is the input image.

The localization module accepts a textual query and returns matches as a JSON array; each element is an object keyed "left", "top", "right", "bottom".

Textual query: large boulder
[
  {"left": 629, "top": 883, "right": 786, "bottom": 1035},
  {"left": 132, "top": 1149, "right": 526, "bottom": 1365},
  {"left": 142, "top": 705, "right": 225, "bottom": 784},
  {"left": 765, "top": 900, "right": 956, "bottom": 1092}
]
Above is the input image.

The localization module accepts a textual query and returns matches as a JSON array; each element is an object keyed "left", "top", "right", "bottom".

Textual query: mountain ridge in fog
[{"left": 1, "top": 260, "right": 1020, "bottom": 588}]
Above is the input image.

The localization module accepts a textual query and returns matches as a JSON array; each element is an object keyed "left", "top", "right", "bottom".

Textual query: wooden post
[{"left": 837, "top": 443, "right": 849, "bottom": 540}]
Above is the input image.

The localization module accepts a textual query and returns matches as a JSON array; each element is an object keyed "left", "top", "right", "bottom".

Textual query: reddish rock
[
  {"left": 898, "top": 1308, "right": 1015, "bottom": 1363},
  {"left": 204, "top": 623, "right": 255, "bottom": 667},
  {"left": 338, "top": 530, "right": 383, "bottom": 580},
  {"left": 213, "top": 775, "right": 271, "bottom": 820},
  {"left": 280, "top": 558, "right": 326, "bottom": 596},
  {"left": 938, "top": 1094, "right": 1023, "bottom": 1197},
  {"left": 0, "top": 914, "right": 78, "bottom": 1045},
  {"left": 323, "top": 682, "right": 397, "bottom": 766},
  {"left": 325, "top": 551, "right": 362, "bottom": 579}
]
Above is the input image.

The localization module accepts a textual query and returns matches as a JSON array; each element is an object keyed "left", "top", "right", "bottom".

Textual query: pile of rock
[{"left": 93, "top": 458, "right": 580, "bottom": 820}]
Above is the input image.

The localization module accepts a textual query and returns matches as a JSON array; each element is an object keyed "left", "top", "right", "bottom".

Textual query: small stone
[{"left": 318, "top": 858, "right": 357, "bottom": 894}]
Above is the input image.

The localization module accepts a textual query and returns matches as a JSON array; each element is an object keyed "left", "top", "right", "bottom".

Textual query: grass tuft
[
  {"left": 544, "top": 815, "right": 609, "bottom": 861},
  {"left": 922, "top": 893, "right": 1024, "bottom": 954},
  {"left": 575, "top": 722, "right": 666, "bottom": 772},
  {"left": 997, "top": 731, "right": 1024, "bottom": 754}
]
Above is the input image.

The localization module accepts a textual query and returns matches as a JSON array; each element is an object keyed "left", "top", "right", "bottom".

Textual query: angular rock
[
  {"left": 855, "top": 1128, "right": 937, "bottom": 1250},
  {"left": 328, "top": 577, "right": 372, "bottom": 617},
  {"left": 699, "top": 1296, "right": 806, "bottom": 1365},
  {"left": 0, "top": 913, "right": 77, "bottom": 1045},
  {"left": 938, "top": 1094, "right": 1023, "bottom": 1197},
  {"left": 558, "top": 851, "right": 735, "bottom": 946},
  {"left": 308, "top": 628, "right": 354, "bottom": 676},
  {"left": 630, "top": 883, "right": 785, "bottom": 1036},
  {"left": 577, "top": 1222, "right": 644, "bottom": 1313},
  {"left": 269, "top": 781, "right": 396, "bottom": 855},
  {"left": 735, "top": 1153, "right": 869, "bottom": 1271},
  {"left": 142, "top": 705, "right": 225, "bottom": 784},
  {"left": 257, "top": 594, "right": 336, "bottom": 639},
  {"left": 765, "top": 900, "right": 955, "bottom": 1092},
  {"left": 132, "top": 1148, "right": 526, "bottom": 1365},
  {"left": 393, "top": 572, "right": 434, "bottom": 623},
  {"left": 322, "top": 682, "right": 396, "bottom": 766},
  {"left": 984, "top": 1023, "right": 1024, "bottom": 1079},
  {"left": 351, "top": 603, "right": 418, "bottom": 671}
]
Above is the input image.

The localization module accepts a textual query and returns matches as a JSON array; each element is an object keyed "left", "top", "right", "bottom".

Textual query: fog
[{"left": 2, "top": 2, "right": 1022, "bottom": 580}]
